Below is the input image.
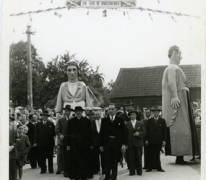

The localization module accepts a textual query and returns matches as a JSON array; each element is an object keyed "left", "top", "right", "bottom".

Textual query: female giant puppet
[
  {"left": 56, "top": 62, "right": 99, "bottom": 114},
  {"left": 162, "top": 46, "right": 199, "bottom": 164}
]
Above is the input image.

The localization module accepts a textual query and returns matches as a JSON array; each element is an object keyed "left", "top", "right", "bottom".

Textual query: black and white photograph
[{"left": 1, "top": 0, "right": 204, "bottom": 180}]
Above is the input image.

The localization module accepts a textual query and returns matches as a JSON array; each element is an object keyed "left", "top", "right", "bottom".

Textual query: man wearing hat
[
  {"left": 55, "top": 105, "right": 73, "bottom": 177},
  {"left": 120, "top": 100, "right": 134, "bottom": 169},
  {"left": 34, "top": 110, "right": 56, "bottom": 174},
  {"left": 145, "top": 107, "right": 167, "bottom": 172},
  {"left": 125, "top": 110, "right": 146, "bottom": 176},
  {"left": 85, "top": 107, "right": 95, "bottom": 120},
  {"left": 120, "top": 100, "right": 134, "bottom": 123},
  {"left": 26, "top": 114, "right": 40, "bottom": 169},
  {"left": 66, "top": 106, "right": 94, "bottom": 180}
]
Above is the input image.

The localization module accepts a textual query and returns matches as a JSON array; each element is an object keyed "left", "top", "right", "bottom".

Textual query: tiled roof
[{"left": 110, "top": 64, "right": 201, "bottom": 98}]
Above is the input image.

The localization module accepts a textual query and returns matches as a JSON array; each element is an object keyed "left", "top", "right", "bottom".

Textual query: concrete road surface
[{"left": 22, "top": 153, "right": 200, "bottom": 180}]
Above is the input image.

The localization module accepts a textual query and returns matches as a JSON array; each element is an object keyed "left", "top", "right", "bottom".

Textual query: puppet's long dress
[{"left": 162, "top": 64, "right": 199, "bottom": 156}]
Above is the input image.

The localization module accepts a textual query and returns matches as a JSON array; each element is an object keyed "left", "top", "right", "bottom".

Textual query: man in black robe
[{"left": 66, "top": 106, "right": 94, "bottom": 180}]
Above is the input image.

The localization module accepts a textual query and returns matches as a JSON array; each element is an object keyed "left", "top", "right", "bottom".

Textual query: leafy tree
[{"left": 10, "top": 41, "right": 45, "bottom": 107}]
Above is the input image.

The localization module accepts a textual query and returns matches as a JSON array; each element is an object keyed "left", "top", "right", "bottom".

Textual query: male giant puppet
[
  {"left": 56, "top": 62, "right": 99, "bottom": 114},
  {"left": 162, "top": 45, "right": 199, "bottom": 164}
]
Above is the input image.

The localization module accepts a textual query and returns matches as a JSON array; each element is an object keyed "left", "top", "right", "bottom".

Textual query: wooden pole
[{"left": 26, "top": 25, "right": 34, "bottom": 113}]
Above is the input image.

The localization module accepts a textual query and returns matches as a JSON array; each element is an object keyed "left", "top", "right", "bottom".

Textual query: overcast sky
[{"left": 4, "top": 0, "right": 205, "bottom": 83}]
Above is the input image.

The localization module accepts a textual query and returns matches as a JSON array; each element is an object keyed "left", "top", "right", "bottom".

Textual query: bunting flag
[
  {"left": 103, "top": 10, "right": 107, "bottom": 17},
  {"left": 149, "top": 13, "right": 153, "bottom": 20},
  {"left": 127, "top": 11, "right": 130, "bottom": 19},
  {"left": 54, "top": 12, "right": 62, "bottom": 17},
  {"left": 10, "top": 5, "right": 200, "bottom": 19},
  {"left": 29, "top": 14, "right": 32, "bottom": 21},
  {"left": 172, "top": 16, "right": 177, "bottom": 23}
]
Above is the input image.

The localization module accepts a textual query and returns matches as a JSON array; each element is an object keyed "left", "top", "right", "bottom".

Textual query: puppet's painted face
[
  {"left": 66, "top": 65, "right": 78, "bottom": 80},
  {"left": 174, "top": 49, "right": 182, "bottom": 65}
]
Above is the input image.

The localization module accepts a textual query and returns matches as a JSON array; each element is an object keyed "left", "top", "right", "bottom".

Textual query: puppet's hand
[{"left": 171, "top": 97, "right": 180, "bottom": 109}]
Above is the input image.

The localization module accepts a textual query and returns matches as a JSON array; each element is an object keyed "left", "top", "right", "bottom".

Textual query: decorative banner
[{"left": 66, "top": 0, "right": 135, "bottom": 8}]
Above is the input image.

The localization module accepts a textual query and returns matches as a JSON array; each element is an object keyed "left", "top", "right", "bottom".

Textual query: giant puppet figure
[
  {"left": 56, "top": 62, "right": 99, "bottom": 114},
  {"left": 162, "top": 46, "right": 199, "bottom": 164}
]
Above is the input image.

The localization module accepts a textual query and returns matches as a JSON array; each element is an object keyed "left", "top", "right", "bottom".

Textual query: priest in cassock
[{"left": 66, "top": 106, "right": 94, "bottom": 180}]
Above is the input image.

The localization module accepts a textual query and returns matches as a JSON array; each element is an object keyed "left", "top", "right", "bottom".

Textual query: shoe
[
  {"left": 190, "top": 158, "right": 195, "bottom": 161},
  {"left": 157, "top": 169, "right": 165, "bottom": 172},
  {"left": 137, "top": 173, "right": 142, "bottom": 176},
  {"left": 25, "top": 160, "right": 30, "bottom": 164},
  {"left": 56, "top": 171, "right": 61, "bottom": 174},
  {"left": 40, "top": 171, "right": 46, "bottom": 174},
  {"left": 176, "top": 161, "right": 188, "bottom": 164},
  {"left": 129, "top": 173, "right": 135, "bottom": 176},
  {"left": 146, "top": 169, "right": 152, "bottom": 172},
  {"left": 49, "top": 170, "right": 54, "bottom": 173},
  {"left": 142, "top": 167, "right": 147, "bottom": 169}
]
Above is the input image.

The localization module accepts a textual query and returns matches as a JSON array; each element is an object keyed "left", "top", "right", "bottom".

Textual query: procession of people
[{"left": 9, "top": 46, "right": 201, "bottom": 180}]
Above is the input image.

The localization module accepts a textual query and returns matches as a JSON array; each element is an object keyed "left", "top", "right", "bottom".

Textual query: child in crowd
[{"left": 16, "top": 124, "right": 31, "bottom": 180}]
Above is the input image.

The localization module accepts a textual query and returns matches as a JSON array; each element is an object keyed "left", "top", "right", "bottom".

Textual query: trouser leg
[
  {"left": 57, "top": 145, "right": 63, "bottom": 172},
  {"left": 135, "top": 147, "right": 142, "bottom": 174},
  {"left": 111, "top": 140, "right": 120, "bottom": 180},
  {"left": 128, "top": 147, "right": 135, "bottom": 174},
  {"left": 9, "top": 159, "right": 17, "bottom": 180}
]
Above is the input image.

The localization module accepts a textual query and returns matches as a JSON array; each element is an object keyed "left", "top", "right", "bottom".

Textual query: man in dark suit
[
  {"left": 120, "top": 100, "right": 134, "bottom": 123},
  {"left": 34, "top": 110, "right": 56, "bottom": 174},
  {"left": 126, "top": 111, "right": 146, "bottom": 176},
  {"left": 91, "top": 108, "right": 104, "bottom": 174},
  {"left": 9, "top": 114, "right": 20, "bottom": 180},
  {"left": 100, "top": 103, "right": 126, "bottom": 180},
  {"left": 145, "top": 107, "right": 167, "bottom": 172},
  {"left": 55, "top": 105, "right": 73, "bottom": 177},
  {"left": 27, "top": 114, "right": 40, "bottom": 169},
  {"left": 120, "top": 100, "right": 134, "bottom": 169},
  {"left": 66, "top": 106, "right": 94, "bottom": 180},
  {"left": 141, "top": 109, "right": 151, "bottom": 169}
]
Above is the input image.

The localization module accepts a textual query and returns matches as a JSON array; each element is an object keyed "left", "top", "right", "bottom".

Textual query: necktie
[
  {"left": 132, "top": 120, "right": 135, "bottom": 128},
  {"left": 155, "top": 118, "right": 158, "bottom": 123},
  {"left": 111, "top": 116, "right": 114, "bottom": 122}
]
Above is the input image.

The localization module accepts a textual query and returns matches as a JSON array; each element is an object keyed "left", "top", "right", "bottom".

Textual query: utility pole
[{"left": 26, "top": 25, "right": 35, "bottom": 113}]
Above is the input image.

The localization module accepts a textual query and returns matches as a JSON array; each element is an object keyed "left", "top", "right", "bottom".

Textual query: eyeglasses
[{"left": 109, "top": 108, "right": 115, "bottom": 110}]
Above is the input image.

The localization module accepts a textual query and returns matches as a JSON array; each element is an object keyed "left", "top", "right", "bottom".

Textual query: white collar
[{"left": 110, "top": 115, "right": 115, "bottom": 119}]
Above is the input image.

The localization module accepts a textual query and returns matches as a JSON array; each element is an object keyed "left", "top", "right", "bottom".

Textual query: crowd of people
[
  {"left": 9, "top": 46, "right": 201, "bottom": 180},
  {"left": 9, "top": 99, "right": 201, "bottom": 180}
]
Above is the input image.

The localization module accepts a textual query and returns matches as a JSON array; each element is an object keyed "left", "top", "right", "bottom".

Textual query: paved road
[{"left": 22, "top": 153, "right": 200, "bottom": 180}]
